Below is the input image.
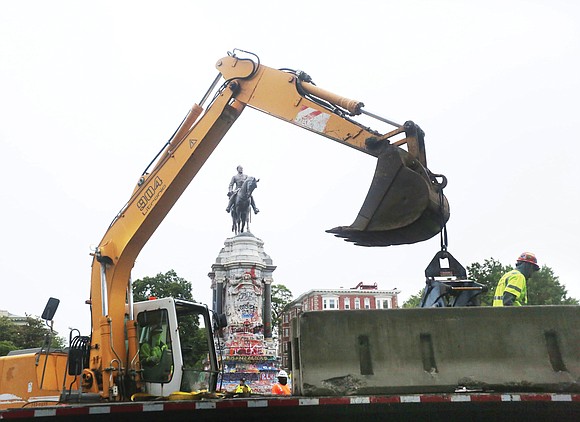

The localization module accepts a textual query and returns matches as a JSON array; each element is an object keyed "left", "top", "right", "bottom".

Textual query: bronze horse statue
[{"left": 230, "top": 176, "right": 259, "bottom": 234}]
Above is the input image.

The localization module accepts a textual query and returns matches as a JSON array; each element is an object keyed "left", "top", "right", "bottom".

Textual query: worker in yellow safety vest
[
  {"left": 234, "top": 378, "right": 252, "bottom": 397},
  {"left": 493, "top": 252, "right": 540, "bottom": 306}
]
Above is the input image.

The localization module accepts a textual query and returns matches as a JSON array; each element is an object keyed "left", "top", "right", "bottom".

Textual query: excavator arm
[{"left": 89, "top": 50, "right": 449, "bottom": 399}]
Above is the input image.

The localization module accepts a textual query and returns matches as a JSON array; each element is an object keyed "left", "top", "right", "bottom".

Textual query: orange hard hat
[{"left": 517, "top": 252, "right": 539, "bottom": 269}]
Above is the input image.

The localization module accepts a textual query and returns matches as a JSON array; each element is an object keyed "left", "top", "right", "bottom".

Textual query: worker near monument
[
  {"left": 492, "top": 252, "right": 540, "bottom": 307},
  {"left": 234, "top": 378, "right": 252, "bottom": 397},
  {"left": 226, "top": 165, "right": 259, "bottom": 214},
  {"left": 271, "top": 370, "right": 291, "bottom": 395}
]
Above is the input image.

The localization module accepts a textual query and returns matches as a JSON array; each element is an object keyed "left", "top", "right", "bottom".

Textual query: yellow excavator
[{"left": 0, "top": 49, "right": 449, "bottom": 408}]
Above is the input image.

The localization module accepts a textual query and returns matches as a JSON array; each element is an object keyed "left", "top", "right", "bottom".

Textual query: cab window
[{"left": 137, "top": 309, "right": 174, "bottom": 383}]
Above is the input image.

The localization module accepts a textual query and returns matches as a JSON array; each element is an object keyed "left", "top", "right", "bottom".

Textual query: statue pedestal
[{"left": 209, "top": 233, "right": 280, "bottom": 394}]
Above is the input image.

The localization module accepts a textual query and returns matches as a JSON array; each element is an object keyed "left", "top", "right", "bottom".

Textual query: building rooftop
[{"left": 289, "top": 285, "right": 400, "bottom": 307}]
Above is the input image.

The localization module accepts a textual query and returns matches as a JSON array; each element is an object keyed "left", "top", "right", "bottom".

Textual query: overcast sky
[{"left": 1, "top": 1, "right": 579, "bottom": 337}]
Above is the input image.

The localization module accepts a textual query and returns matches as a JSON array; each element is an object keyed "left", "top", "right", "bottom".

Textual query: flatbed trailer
[{"left": 1, "top": 393, "right": 578, "bottom": 421}]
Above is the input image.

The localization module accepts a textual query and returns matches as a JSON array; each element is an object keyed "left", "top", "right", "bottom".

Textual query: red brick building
[{"left": 278, "top": 283, "right": 400, "bottom": 368}]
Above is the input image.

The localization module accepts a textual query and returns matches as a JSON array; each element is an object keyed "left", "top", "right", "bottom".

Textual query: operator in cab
[
  {"left": 493, "top": 252, "right": 539, "bottom": 306},
  {"left": 271, "top": 370, "right": 291, "bottom": 395},
  {"left": 140, "top": 325, "right": 167, "bottom": 366}
]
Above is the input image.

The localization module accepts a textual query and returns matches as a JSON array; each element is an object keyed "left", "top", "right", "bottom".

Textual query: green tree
[
  {"left": 0, "top": 316, "right": 66, "bottom": 356},
  {"left": 176, "top": 312, "right": 206, "bottom": 369},
  {"left": 133, "top": 269, "right": 194, "bottom": 302},
  {"left": 402, "top": 292, "right": 423, "bottom": 308},
  {"left": 466, "top": 258, "right": 511, "bottom": 306},
  {"left": 0, "top": 317, "right": 17, "bottom": 341},
  {"left": 0, "top": 340, "right": 17, "bottom": 356},
  {"left": 0, "top": 317, "right": 17, "bottom": 355},
  {"left": 271, "top": 284, "right": 293, "bottom": 331},
  {"left": 528, "top": 266, "right": 578, "bottom": 305},
  {"left": 188, "top": 325, "right": 210, "bottom": 369},
  {"left": 15, "top": 317, "right": 66, "bottom": 350},
  {"left": 12, "top": 316, "right": 52, "bottom": 349}
]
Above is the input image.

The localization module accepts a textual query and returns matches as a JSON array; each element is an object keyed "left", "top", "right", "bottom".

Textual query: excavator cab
[{"left": 327, "top": 122, "right": 449, "bottom": 246}]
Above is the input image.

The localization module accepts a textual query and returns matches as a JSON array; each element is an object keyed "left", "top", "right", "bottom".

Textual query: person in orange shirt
[{"left": 271, "top": 370, "right": 291, "bottom": 395}]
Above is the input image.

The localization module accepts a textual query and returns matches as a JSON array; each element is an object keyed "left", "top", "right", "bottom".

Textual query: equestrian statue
[{"left": 226, "top": 165, "right": 259, "bottom": 234}]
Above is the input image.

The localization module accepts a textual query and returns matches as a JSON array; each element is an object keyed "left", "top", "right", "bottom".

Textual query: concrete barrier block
[{"left": 292, "top": 306, "right": 580, "bottom": 396}]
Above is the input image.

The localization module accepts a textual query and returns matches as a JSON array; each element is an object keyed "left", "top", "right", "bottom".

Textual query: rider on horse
[{"left": 226, "top": 165, "right": 259, "bottom": 214}]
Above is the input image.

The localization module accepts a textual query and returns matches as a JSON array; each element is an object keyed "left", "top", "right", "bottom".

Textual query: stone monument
[{"left": 208, "top": 232, "right": 279, "bottom": 394}]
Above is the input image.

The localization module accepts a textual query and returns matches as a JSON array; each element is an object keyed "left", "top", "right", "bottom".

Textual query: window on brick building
[
  {"left": 344, "top": 297, "right": 350, "bottom": 309},
  {"left": 364, "top": 298, "right": 371, "bottom": 309},
  {"left": 376, "top": 298, "right": 391, "bottom": 309},
  {"left": 323, "top": 297, "right": 338, "bottom": 310},
  {"left": 354, "top": 297, "right": 360, "bottom": 309}
]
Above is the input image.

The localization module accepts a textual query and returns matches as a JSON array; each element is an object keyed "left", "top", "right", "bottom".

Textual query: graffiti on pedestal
[
  {"left": 225, "top": 271, "right": 263, "bottom": 327},
  {"left": 227, "top": 335, "right": 264, "bottom": 356},
  {"left": 223, "top": 270, "right": 267, "bottom": 357},
  {"left": 217, "top": 265, "right": 279, "bottom": 394}
]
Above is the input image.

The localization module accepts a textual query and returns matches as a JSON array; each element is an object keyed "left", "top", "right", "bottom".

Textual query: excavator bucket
[{"left": 327, "top": 145, "right": 449, "bottom": 246}]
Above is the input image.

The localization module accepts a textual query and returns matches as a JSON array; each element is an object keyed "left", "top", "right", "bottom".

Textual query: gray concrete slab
[{"left": 291, "top": 306, "right": 580, "bottom": 395}]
